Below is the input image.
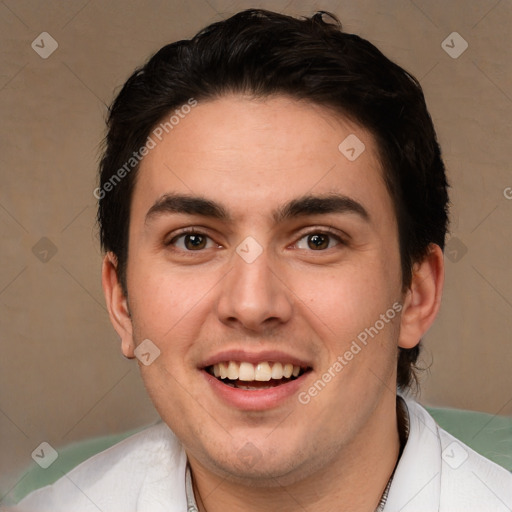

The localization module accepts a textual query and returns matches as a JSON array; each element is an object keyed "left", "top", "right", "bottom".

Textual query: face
[{"left": 121, "top": 95, "right": 405, "bottom": 484}]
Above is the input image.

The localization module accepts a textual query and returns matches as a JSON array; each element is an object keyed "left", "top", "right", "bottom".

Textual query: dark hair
[{"left": 97, "top": 9, "right": 449, "bottom": 390}]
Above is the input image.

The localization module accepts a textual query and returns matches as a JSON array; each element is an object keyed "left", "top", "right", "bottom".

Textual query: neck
[{"left": 189, "top": 396, "right": 401, "bottom": 512}]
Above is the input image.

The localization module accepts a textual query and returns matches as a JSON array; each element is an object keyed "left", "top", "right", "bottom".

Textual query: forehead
[{"left": 133, "top": 94, "right": 393, "bottom": 225}]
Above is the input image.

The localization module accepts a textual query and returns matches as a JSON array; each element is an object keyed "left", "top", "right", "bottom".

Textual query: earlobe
[
  {"left": 101, "top": 253, "right": 135, "bottom": 358},
  {"left": 398, "top": 244, "right": 444, "bottom": 349}
]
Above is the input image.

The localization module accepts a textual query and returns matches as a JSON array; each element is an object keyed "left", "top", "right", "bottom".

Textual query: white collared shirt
[{"left": 15, "top": 399, "right": 512, "bottom": 512}]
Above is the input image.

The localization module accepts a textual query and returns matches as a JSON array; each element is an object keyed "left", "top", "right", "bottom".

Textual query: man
[{"left": 16, "top": 8, "right": 512, "bottom": 512}]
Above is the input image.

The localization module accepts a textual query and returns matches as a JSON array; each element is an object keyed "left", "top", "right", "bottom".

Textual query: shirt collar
[{"left": 383, "top": 398, "right": 442, "bottom": 511}]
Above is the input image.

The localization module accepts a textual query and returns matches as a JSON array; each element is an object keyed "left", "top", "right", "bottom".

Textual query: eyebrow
[
  {"left": 145, "top": 193, "right": 370, "bottom": 225},
  {"left": 274, "top": 194, "right": 369, "bottom": 223}
]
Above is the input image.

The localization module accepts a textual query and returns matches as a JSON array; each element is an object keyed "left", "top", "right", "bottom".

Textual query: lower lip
[{"left": 202, "top": 370, "right": 309, "bottom": 411}]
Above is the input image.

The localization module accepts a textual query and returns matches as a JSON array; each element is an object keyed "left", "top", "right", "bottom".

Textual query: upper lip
[{"left": 200, "top": 349, "right": 313, "bottom": 369}]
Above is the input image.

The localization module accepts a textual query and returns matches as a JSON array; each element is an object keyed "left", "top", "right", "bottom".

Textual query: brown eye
[
  {"left": 183, "top": 234, "right": 207, "bottom": 250},
  {"left": 168, "top": 232, "right": 215, "bottom": 251},
  {"left": 307, "top": 234, "right": 329, "bottom": 250},
  {"left": 295, "top": 232, "right": 342, "bottom": 251}
]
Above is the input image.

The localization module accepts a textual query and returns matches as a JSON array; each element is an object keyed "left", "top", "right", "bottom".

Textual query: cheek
[
  {"left": 127, "top": 256, "right": 218, "bottom": 338},
  {"left": 294, "top": 260, "right": 398, "bottom": 337}
]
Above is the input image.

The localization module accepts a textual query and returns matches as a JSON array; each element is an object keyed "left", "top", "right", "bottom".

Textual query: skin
[{"left": 103, "top": 95, "right": 444, "bottom": 511}]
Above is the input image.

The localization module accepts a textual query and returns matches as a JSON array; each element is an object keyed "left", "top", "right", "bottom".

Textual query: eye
[
  {"left": 167, "top": 231, "right": 217, "bottom": 251},
  {"left": 295, "top": 232, "right": 343, "bottom": 251}
]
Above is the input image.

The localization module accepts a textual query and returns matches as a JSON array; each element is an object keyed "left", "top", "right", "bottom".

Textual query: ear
[
  {"left": 102, "top": 252, "right": 135, "bottom": 358},
  {"left": 398, "top": 243, "right": 444, "bottom": 349}
]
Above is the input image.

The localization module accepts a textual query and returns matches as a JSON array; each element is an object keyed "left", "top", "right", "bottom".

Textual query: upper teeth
[{"left": 212, "top": 361, "right": 301, "bottom": 381}]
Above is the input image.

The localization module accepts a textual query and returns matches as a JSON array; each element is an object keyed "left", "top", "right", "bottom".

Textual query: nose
[{"left": 216, "top": 243, "right": 293, "bottom": 333}]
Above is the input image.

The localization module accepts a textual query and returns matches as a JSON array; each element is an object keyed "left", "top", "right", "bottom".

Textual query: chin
[{"left": 190, "top": 432, "right": 320, "bottom": 487}]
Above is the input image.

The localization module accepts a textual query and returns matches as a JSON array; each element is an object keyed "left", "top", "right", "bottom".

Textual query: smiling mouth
[{"left": 205, "top": 361, "right": 311, "bottom": 390}]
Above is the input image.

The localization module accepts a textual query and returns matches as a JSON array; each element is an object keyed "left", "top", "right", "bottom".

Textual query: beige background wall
[{"left": 1, "top": 0, "right": 511, "bottom": 501}]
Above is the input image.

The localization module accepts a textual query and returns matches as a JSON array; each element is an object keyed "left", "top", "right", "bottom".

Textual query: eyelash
[
  {"left": 165, "top": 227, "right": 218, "bottom": 252},
  {"left": 165, "top": 227, "right": 346, "bottom": 252},
  {"left": 294, "top": 229, "right": 345, "bottom": 250}
]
